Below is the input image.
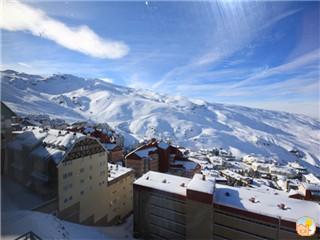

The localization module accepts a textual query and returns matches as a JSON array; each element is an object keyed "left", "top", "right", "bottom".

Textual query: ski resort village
[
  {"left": 1, "top": 71, "right": 320, "bottom": 240},
  {"left": 2, "top": 0, "right": 320, "bottom": 238}
]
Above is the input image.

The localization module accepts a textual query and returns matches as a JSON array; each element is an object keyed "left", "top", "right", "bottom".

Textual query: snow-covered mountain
[{"left": 1, "top": 70, "right": 319, "bottom": 173}]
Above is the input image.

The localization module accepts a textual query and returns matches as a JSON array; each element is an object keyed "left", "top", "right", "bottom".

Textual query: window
[
  {"left": 63, "top": 183, "right": 72, "bottom": 191},
  {"left": 63, "top": 173, "right": 68, "bottom": 179},
  {"left": 64, "top": 198, "right": 68, "bottom": 203},
  {"left": 80, "top": 179, "right": 84, "bottom": 184},
  {"left": 68, "top": 172, "right": 72, "bottom": 177},
  {"left": 89, "top": 175, "right": 92, "bottom": 180},
  {"left": 80, "top": 190, "right": 84, "bottom": 195},
  {"left": 89, "top": 165, "right": 93, "bottom": 170},
  {"left": 80, "top": 168, "right": 84, "bottom": 173},
  {"left": 311, "top": 191, "right": 320, "bottom": 197},
  {"left": 69, "top": 196, "right": 73, "bottom": 201}
]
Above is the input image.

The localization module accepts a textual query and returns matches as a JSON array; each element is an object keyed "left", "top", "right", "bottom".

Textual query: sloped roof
[{"left": 8, "top": 126, "right": 86, "bottom": 164}]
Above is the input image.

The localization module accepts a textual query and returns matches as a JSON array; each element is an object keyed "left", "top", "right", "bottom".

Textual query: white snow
[
  {"left": 214, "top": 184, "right": 320, "bottom": 226},
  {"left": 1, "top": 211, "right": 108, "bottom": 240},
  {"left": 303, "top": 173, "right": 320, "bottom": 184},
  {"left": 2, "top": 70, "right": 320, "bottom": 175},
  {"left": 134, "top": 147, "right": 157, "bottom": 159},
  {"left": 108, "top": 163, "right": 133, "bottom": 181},
  {"left": 187, "top": 173, "right": 215, "bottom": 195},
  {"left": 134, "top": 171, "right": 190, "bottom": 196},
  {"left": 7, "top": 126, "right": 86, "bottom": 164}
]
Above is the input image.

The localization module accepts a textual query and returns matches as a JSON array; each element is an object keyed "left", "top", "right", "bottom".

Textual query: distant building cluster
[{"left": 125, "top": 138, "right": 201, "bottom": 178}]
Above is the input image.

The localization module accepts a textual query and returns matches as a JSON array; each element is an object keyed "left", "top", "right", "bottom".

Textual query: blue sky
[{"left": 1, "top": 1, "right": 319, "bottom": 118}]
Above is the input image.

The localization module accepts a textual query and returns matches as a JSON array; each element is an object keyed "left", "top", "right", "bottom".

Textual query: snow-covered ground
[{"left": 1, "top": 70, "right": 320, "bottom": 174}]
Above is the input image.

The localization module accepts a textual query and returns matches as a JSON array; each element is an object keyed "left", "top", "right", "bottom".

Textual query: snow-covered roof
[
  {"left": 221, "top": 169, "right": 250, "bottom": 181},
  {"left": 134, "top": 171, "right": 190, "bottom": 196},
  {"left": 8, "top": 126, "right": 85, "bottom": 164},
  {"left": 135, "top": 147, "right": 157, "bottom": 159},
  {"left": 172, "top": 160, "right": 199, "bottom": 170},
  {"left": 108, "top": 163, "right": 133, "bottom": 182},
  {"left": 7, "top": 128, "right": 47, "bottom": 150},
  {"left": 269, "top": 165, "right": 296, "bottom": 175},
  {"left": 303, "top": 173, "right": 320, "bottom": 184},
  {"left": 103, "top": 143, "right": 118, "bottom": 151},
  {"left": 30, "top": 146, "right": 65, "bottom": 164},
  {"left": 214, "top": 184, "right": 320, "bottom": 226},
  {"left": 187, "top": 173, "right": 215, "bottom": 195},
  {"left": 301, "top": 182, "right": 320, "bottom": 191},
  {"left": 158, "top": 141, "right": 169, "bottom": 150}
]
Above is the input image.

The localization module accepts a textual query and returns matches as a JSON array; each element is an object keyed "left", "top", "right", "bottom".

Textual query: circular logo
[{"left": 296, "top": 216, "right": 316, "bottom": 237}]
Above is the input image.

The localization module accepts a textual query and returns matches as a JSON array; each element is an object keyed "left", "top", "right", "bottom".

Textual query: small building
[
  {"left": 269, "top": 165, "right": 297, "bottom": 179},
  {"left": 103, "top": 143, "right": 124, "bottom": 165},
  {"left": 125, "top": 146, "right": 159, "bottom": 177},
  {"left": 220, "top": 169, "right": 253, "bottom": 186},
  {"left": 169, "top": 159, "right": 201, "bottom": 178},
  {"left": 251, "top": 162, "right": 271, "bottom": 173},
  {"left": 298, "top": 183, "right": 320, "bottom": 201},
  {"left": 303, "top": 173, "right": 320, "bottom": 185}
]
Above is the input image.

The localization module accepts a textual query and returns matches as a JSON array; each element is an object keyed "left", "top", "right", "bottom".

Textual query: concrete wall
[
  {"left": 58, "top": 151, "right": 134, "bottom": 225},
  {"left": 127, "top": 153, "right": 159, "bottom": 177},
  {"left": 126, "top": 158, "right": 144, "bottom": 177},
  {"left": 134, "top": 187, "right": 186, "bottom": 239},
  {"left": 109, "top": 150, "right": 123, "bottom": 163}
]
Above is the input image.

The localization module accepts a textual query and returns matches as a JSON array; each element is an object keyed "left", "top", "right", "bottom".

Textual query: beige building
[
  {"left": 134, "top": 171, "right": 320, "bottom": 239},
  {"left": 6, "top": 127, "right": 134, "bottom": 225}
]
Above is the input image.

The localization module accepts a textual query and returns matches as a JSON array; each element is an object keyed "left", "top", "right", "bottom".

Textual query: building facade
[
  {"left": 6, "top": 127, "right": 134, "bottom": 226},
  {"left": 134, "top": 171, "right": 320, "bottom": 240},
  {"left": 125, "top": 139, "right": 200, "bottom": 178}
]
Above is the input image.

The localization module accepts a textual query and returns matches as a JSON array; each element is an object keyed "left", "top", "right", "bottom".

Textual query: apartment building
[
  {"left": 6, "top": 127, "right": 134, "bottom": 225},
  {"left": 125, "top": 139, "right": 200, "bottom": 178},
  {"left": 1, "top": 101, "right": 16, "bottom": 174},
  {"left": 125, "top": 145, "right": 159, "bottom": 177},
  {"left": 134, "top": 171, "right": 320, "bottom": 240}
]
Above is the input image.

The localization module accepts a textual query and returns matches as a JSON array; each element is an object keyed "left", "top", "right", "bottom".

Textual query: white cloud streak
[
  {"left": 220, "top": 49, "right": 320, "bottom": 92},
  {"left": 18, "top": 62, "right": 32, "bottom": 68},
  {"left": 152, "top": 2, "right": 301, "bottom": 90},
  {"left": 0, "top": 0, "right": 129, "bottom": 59},
  {"left": 99, "top": 77, "right": 113, "bottom": 83}
]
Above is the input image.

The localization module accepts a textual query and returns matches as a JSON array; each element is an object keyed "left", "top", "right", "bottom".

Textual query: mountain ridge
[{"left": 1, "top": 69, "right": 319, "bottom": 174}]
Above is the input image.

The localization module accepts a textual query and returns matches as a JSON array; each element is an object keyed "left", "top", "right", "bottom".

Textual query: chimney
[{"left": 202, "top": 174, "right": 206, "bottom": 181}]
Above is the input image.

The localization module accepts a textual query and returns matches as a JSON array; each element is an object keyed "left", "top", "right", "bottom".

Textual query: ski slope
[{"left": 1, "top": 70, "right": 319, "bottom": 173}]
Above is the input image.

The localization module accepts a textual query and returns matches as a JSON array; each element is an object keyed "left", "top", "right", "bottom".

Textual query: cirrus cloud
[{"left": 0, "top": 0, "right": 129, "bottom": 59}]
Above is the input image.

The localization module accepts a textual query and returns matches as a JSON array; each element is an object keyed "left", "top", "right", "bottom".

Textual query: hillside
[{"left": 1, "top": 70, "right": 319, "bottom": 174}]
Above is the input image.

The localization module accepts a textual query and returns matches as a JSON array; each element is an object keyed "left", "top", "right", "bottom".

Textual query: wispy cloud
[
  {"left": 0, "top": 0, "right": 129, "bottom": 59},
  {"left": 220, "top": 49, "right": 320, "bottom": 92},
  {"left": 152, "top": 2, "right": 301, "bottom": 90},
  {"left": 18, "top": 62, "right": 32, "bottom": 68},
  {"left": 99, "top": 77, "right": 113, "bottom": 83}
]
